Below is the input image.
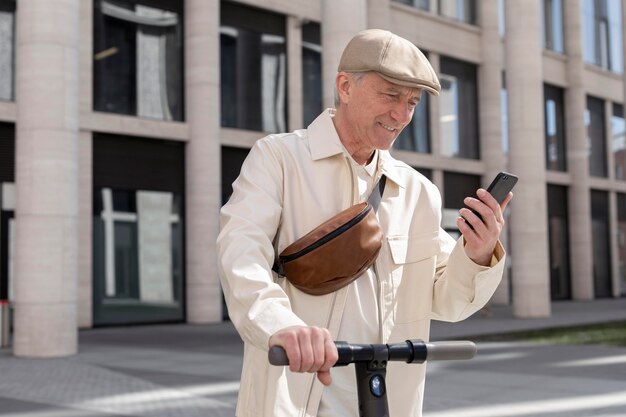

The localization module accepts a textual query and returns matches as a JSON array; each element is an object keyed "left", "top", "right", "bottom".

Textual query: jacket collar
[
  {"left": 379, "top": 151, "right": 406, "bottom": 189},
  {"left": 307, "top": 108, "right": 407, "bottom": 189},
  {"left": 308, "top": 108, "right": 345, "bottom": 161}
]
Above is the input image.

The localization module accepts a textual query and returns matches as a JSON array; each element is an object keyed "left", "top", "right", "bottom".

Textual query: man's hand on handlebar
[{"left": 268, "top": 325, "right": 338, "bottom": 386}]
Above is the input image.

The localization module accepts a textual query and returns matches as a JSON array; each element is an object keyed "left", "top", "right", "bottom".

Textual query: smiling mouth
[{"left": 379, "top": 122, "right": 398, "bottom": 132}]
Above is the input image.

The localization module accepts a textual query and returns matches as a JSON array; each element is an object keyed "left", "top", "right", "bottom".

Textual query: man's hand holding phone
[{"left": 456, "top": 172, "right": 517, "bottom": 266}]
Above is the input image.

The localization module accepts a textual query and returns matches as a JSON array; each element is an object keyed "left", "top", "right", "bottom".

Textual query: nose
[{"left": 390, "top": 102, "right": 413, "bottom": 125}]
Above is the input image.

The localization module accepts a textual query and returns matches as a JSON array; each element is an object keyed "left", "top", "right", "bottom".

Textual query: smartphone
[
  {"left": 485, "top": 172, "right": 518, "bottom": 204},
  {"left": 465, "top": 171, "right": 518, "bottom": 225}
]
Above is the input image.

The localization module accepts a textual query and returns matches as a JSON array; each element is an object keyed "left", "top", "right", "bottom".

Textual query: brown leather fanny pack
[{"left": 273, "top": 177, "right": 386, "bottom": 296}]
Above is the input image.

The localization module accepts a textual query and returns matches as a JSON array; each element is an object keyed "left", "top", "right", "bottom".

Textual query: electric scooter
[{"left": 269, "top": 339, "right": 476, "bottom": 417}]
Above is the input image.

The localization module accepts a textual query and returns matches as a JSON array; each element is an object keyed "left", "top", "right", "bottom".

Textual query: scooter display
[{"left": 269, "top": 339, "right": 476, "bottom": 417}]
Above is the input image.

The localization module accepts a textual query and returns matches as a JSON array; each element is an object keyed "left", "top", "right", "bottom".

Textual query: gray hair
[{"left": 334, "top": 71, "right": 370, "bottom": 107}]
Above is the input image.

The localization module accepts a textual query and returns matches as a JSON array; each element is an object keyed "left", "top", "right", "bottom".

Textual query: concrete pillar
[
  {"left": 428, "top": 52, "right": 441, "bottom": 159},
  {"left": 623, "top": 0, "right": 626, "bottom": 121},
  {"left": 618, "top": 0, "right": 626, "bottom": 297},
  {"left": 505, "top": 0, "right": 551, "bottom": 317},
  {"left": 287, "top": 16, "right": 303, "bottom": 131},
  {"left": 367, "top": 0, "right": 391, "bottom": 30},
  {"left": 428, "top": 52, "right": 443, "bottom": 196},
  {"left": 564, "top": 0, "right": 594, "bottom": 299},
  {"left": 184, "top": 0, "right": 222, "bottom": 323},
  {"left": 322, "top": 0, "right": 367, "bottom": 108},
  {"left": 14, "top": 0, "right": 80, "bottom": 356},
  {"left": 609, "top": 191, "right": 620, "bottom": 296},
  {"left": 77, "top": 0, "right": 93, "bottom": 329},
  {"left": 77, "top": 132, "right": 92, "bottom": 329},
  {"left": 605, "top": 100, "right": 620, "bottom": 297},
  {"left": 478, "top": 0, "right": 508, "bottom": 305}
]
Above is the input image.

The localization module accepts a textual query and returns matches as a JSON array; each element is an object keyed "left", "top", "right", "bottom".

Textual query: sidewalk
[
  {"left": 430, "top": 297, "right": 626, "bottom": 340},
  {"left": 0, "top": 298, "right": 624, "bottom": 416}
]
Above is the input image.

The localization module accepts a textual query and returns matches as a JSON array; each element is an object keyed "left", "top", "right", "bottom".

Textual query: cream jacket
[{"left": 217, "top": 109, "right": 505, "bottom": 417}]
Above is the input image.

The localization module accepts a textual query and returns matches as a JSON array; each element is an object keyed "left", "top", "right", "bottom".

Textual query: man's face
[{"left": 339, "top": 72, "right": 422, "bottom": 151}]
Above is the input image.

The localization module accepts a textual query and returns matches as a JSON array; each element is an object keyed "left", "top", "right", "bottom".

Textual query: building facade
[{"left": 0, "top": 0, "right": 625, "bottom": 357}]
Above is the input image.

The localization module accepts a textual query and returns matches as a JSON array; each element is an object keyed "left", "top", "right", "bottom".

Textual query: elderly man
[{"left": 217, "top": 29, "right": 511, "bottom": 417}]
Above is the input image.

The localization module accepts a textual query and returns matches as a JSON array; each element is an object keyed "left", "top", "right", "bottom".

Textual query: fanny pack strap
[
  {"left": 273, "top": 176, "right": 386, "bottom": 277},
  {"left": 368, "top": 175, "right": 386, "bottom": 212}
]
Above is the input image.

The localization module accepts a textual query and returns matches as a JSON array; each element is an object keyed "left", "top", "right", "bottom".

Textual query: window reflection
[
  {"left": 582, "top": 0, "right": 623, "bottom": 73},
  {"left": 1, "top": 182, "right": 15, "bottom": 302},
  {"left": 547, "top": 184, "right": 571, "bottom": 300},
  {"left": 394, "top": 92, "right": 429, "bottom": 153},
  {"left": 94, "top": 188, "right": 183, "bottom": 304},
  {"left": 439, "top": 0, "right": 475, "bottom": 24},
  {"left": 302, "top": 22, "right": 322, "bottom": 128},
  {"left": 395, "top": 0, "right": 476, "bottom": 25},
  {"left": 93, "top": 0, "right": 184, "bottom": 121},
  {"left": 612, "top": 104, "right": 626, "bottom": 180},
  {"left": 501, "top": 81, "right": 509, "bottom": 154},
  {"left": 440, "top": 58, "right": 479, "bottom": 159},
  {"left": 443, "top": 171, "right": 480, "bottom": 239},
  {"left": 618, "top": 193, "right": 626, "bottom": 295},
  {"left": 220, "top": 3, "right": 287, "bottom": 133},
  {"left": 586, "top": 96, "right": 608, "bottom": 177},
  {"left": 0, "top": 1, "right": 15, "bottom": 102},
  {"left": 544, "top": 85, "right": 566, "bottom": 171},
  {"left": 591, "top": 190, "right": 612, "bottom": 297},
  {"left": 498, "top": 0, "right": 505, "bottom": 36},
  {"left": 440, "top": 75, "right": 459, "bottom": 157},
  {"left": 542, "top": 0, "right": 564, "bottom": 53}
]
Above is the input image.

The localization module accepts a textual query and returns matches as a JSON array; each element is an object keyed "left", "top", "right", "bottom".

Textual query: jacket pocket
[{"left": 388, "top": 233, "right": 439, "bottom": 323}]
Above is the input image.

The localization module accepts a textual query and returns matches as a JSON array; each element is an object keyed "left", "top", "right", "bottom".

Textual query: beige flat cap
[{"left": 338, "top": 29, "right": 441, "bottom": 96}]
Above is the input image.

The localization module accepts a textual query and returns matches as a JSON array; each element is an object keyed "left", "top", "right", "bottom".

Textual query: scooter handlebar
[
  {"left": 268, "top": 345, "right": 290, "bottom": 366},
  {"left": 423, "top": 341, "right": 477, "bottom": 361},
  {"left": 269, "top": 339, "right": 476, "bottom": 366}
]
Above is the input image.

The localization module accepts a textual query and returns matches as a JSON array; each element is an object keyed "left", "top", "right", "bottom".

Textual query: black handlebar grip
[
  {"left": 425, "top": 341, "right": 477, "bottom": 361},
  {"left": 269, "top": 345, "right": 290, "bottom": 366},
  {"left": 269, "top": 340, "right": 477, "bottom": 366}
]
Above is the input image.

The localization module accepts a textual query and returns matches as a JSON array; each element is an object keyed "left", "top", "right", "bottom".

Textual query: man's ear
[{"left": 336, "top": 72, "right": 352, "bottom": 104}]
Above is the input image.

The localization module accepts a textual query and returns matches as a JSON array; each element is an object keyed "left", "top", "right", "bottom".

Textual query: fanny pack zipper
[{"left": 279, "top": 204, "right": 371, "bottom": 263}]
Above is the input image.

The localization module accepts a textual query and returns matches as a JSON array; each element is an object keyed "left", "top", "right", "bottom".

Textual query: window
[
  {"left": 93, "top": 134, "right": 185, "bottom": 325},
  {"left": 220, "top": 145, "right": 251, "bottom": 320},
  {"left": 93, "top": 0, "right": 184, "bottom": 121},
  {"left": 439, "top": 57, "right": 479, "bottom": 159},
  {"left": 498, "top": 0, "right": 505, "bottom": 37},
  {"left": 394, "top": 90, "right": 429, "bottom": 153},
  {"left": 501, "top": 73, "right": 509, "bottom": 154},
  {"left": 0, "top": 123, "right": 15, "bottom": 302},
  {"left": 443, "top": 171, "right": 480, "bottom": 239},
  {"left": 582, "top": 0, "right": 623, "bottom": 73},
  {"left": 544, "top": 84, "right": 567, "bottom": 171},
  {"left": 0, "top": 0, "right": 15, "bottom": 101},
  {"left": 542, "top": 0, "right": 564, "bottom": 53},
  {"left": 438, "top": 0, "right": 476, "bottom": 24},
  {"left": 393, "top": 0, "right": 476, "bottom": 25},
  {"left": 591, "top": 190, "right": 612, "bottom": 297},
  {"left": 0, "top": 122, "right": 14, "bottom": 184},
  {"left": 93, "top": 188, "right": 183, "bottom": 302},
  {"left": 612, "top": 104, "right": 626, "bottom": 180},
  {"left": 414, "top": 167, "right": 432, "bottom": 180},
  {"left": 220, "top": 2, "right": 287, "bottom": 133},
  {"left": 586, "top": 96, "right": 608, "bottom": 177},
  {"left": 618, "top": 193, "right": 626, "bottom": 295},
  {"left": 221, "top": 146, "right": 250, "bottom": 205},
  {"left": 302, "top": 22, "right": 322, "bottom": 128},
  {"left": 547, "top": 184, "right": 571, "bottom": 300}
]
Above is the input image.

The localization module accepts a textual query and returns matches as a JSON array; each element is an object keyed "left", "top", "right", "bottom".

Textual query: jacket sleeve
[
  {"left": 430, "top": 228, "right": 506, "bottom": 322},
  {"left": 216, "top": 138, "right": 306, "bottom": 351}
]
